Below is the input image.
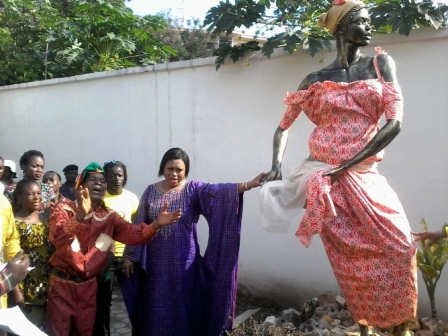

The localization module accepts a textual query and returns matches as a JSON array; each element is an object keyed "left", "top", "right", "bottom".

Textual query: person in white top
[{"left": 0, "top": 159, "right": 18, "bottom": 196}]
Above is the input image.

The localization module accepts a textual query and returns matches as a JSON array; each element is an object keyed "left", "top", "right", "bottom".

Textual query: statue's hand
[
  {"left": 322, "top": 166, "right": 346, "bottom": 184},
  {"left": 264, "top": 168, "right": 282, "bottom": 182}
]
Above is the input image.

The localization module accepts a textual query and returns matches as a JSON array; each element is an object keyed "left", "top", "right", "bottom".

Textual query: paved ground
[
  {"left": 108, "top": 283, "right": 281, "bottom": 335},
  {"left": 110, "top": 285, "right": 132, "bottom": 335}
]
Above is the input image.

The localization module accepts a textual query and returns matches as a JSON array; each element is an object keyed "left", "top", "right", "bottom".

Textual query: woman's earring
[{"left": 21, "top": 170, "right": 24, "bottom": 177}]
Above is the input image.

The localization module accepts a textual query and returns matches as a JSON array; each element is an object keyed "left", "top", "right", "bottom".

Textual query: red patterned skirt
[{"left": 297, "top": 167, "right": 417, "bottom": 327}]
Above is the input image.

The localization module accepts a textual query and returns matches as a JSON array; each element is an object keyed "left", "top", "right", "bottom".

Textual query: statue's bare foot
[
  {"left": 359, "top": 325, "right": 375, "bottom": 336},
  {"left": 392, "top": 322, "right": 412, "bottom": 336}
]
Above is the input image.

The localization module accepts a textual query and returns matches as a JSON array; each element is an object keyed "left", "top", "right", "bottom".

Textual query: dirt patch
[{"left": 235, "top": 289, "right": 286, "bottom": 323}]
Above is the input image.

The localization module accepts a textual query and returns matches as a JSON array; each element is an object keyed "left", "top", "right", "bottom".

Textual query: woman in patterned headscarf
[{"left": 260, "top": 0, "right": 417, "bottom": 334}]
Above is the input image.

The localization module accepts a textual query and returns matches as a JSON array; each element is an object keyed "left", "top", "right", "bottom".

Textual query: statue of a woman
[{"left": 260, "top": 0, "right": 417, "bottom": 334}]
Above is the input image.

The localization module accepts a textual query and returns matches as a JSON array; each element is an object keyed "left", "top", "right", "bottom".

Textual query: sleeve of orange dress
[
  {"left": 372, "top": 52, "right": 404, "bottom": 123},
  {"left": 383, "top": 81, "right": 403, "bottom": 123},
  {"left": 279, "top": 92, "right": 303, "bottom": 130}
]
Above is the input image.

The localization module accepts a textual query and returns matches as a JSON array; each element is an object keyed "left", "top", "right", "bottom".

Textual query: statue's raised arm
[{"left": 264, "top": 77, "right": 314, "bottom": 183}]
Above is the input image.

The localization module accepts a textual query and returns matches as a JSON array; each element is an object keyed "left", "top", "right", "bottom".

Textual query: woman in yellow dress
[{"left": 12, "top": 179, "right": 54, "bottom": 329}]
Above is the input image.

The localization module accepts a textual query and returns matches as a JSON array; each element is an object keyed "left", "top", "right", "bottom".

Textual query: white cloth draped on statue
[{"left": 260, "top": 157, "right": 377, "bottom": 234}]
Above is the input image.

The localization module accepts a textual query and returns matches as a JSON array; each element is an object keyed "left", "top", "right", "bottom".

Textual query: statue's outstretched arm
[
  {"left": 264, "top": 76, "right": 313, "bottom": 182},
  {"left": 264, "top": 126, "right": 289, "bottom": 182},
  {"left": 323, "top": 119, "right": 401, "bottom": 179}
]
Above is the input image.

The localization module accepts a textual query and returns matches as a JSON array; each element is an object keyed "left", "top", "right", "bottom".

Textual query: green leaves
[
  {"left": 417, "top": 1, "right": 446, "bottom": 29},
  {"left": 433, "top": 245, "right": 448, "bottom": 270},
  {"left": 206, "top": 0, "right": 447, "bottom": 69},
  {"left": 0, "top": 0, "right": 177, "bottom": 85},
  {"left": 302, "top": 31, "right": 333, "bottom": 57},
  {"left": 284, "top": 30, "right": 304, "bottom": 53},
  {"left": 215, "top": 40, "right": 261, "bottom": 70},
  {"left": 421, "top": 217, "right": 429, "bottom": 232},
  {"left": 415, "top": 219, "right": 448, "bottom": 317},
  {"left": 150, "top": 9, "right": 216, "bottom": 63},
  {"left": 370, "top": 0, "right": 447, "bottom": 36},
  {"left": 416, "top": 219, "right": 448, "bottom": 272},
  {"left": 261, "top": 32, "right": 287, "bottom": 58},
  {"left": 370, "top": 1, "right": 418, "bottom": 36},
  {"left": 417, "top": 259, "right": 438, "bottom": 280},
  {"left": 204, "top": 0, "right": 265, "bottom": 36}
]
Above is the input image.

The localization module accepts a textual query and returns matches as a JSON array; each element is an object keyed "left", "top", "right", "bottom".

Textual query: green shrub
[{"left": 416, "top": 219, "right": 448, "bottom": 318}]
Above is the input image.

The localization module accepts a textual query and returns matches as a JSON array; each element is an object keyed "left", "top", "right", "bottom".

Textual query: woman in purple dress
[{"left": 122, "top": 148, "right": 265, "bottom": 336}]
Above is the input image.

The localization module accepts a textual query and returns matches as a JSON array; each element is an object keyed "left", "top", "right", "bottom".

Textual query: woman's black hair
[
  {"left": 44, "top": 171, "right": 62, "bottom": 182},
  {"left": 19, "top": 150, "right": 45, "bottom": 168},
  {"left": 103, "top": 161, "right": 128, "bottom": 187},
  {"left": 12, "top": 179, "right": 40, "bottom": 213},
  {"left": 158, "top": 148, "right": 190, "bottom": 177}
]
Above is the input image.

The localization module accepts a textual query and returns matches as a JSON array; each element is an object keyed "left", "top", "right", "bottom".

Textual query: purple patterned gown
[{"left": 122, "top": 180, "right": 243, "bottom": 336}]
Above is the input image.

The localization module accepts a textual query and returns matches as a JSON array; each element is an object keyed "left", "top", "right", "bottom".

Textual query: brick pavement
[{"left": 110, "top": 284, "right": 132, "bottom": 335}]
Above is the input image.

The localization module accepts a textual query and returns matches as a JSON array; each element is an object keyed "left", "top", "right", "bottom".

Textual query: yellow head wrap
[{"left": 318, "top": 0, "right": 365, "bottom": 34}]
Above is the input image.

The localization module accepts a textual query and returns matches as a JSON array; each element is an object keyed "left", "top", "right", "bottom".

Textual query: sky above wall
[
  {"left": 127, "top": 0, "right": 448, "bottom": 19},
  {"left": 127, "top": 0, "right": 219, "bottom": 20}
]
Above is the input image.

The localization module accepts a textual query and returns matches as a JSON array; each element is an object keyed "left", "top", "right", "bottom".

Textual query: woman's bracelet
[{"left": 244, "top": 182, "right": 251, "bottom": 191}]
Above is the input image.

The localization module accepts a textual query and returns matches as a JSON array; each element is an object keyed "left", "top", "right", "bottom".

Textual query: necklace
[{"left": 162, "top": 180, "right": 186, "bottom": 194}]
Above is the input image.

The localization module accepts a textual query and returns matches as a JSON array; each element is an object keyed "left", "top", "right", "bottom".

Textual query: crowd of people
[
  {"left": 0, "top": 1, "right": 447, "bottom": 336},
  {"left": 0, "top": 150, "right": 264, "bottom": 336}
]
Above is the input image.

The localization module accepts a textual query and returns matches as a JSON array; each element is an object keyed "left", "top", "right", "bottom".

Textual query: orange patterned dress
[{"left": 279, "top": 55, "right": 417, "bottom": 327}]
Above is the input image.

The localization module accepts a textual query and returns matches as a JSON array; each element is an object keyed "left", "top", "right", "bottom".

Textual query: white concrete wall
[{"left": 1, "top": 28, "right": 447, "bottom": 319}]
